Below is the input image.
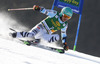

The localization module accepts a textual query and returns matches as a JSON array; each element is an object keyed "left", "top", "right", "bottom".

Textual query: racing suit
[{"left": 15, "top": 7, "right": 68, "bottom": 44}]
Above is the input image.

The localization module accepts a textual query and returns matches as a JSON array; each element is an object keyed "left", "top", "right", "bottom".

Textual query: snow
[{"left": 0, "top": 38, "right": 100, "bottom": 64}]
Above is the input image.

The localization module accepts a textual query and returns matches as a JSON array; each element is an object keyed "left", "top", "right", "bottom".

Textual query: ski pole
[{"left": 8, "top": 7, "right": 33, "bottom": 11}]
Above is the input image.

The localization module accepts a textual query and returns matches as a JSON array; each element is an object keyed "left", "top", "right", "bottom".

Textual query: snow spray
[{"left": 0, "top": 12, "right": 28, "bottom": 39}]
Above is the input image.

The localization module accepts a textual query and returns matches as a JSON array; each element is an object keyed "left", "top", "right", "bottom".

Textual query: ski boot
[
  {"left": 24, "top": 39, "right": 40, "bottom": 46},
  {"left": 32, "top": 39, "right": 40, "bottom": 45},
  {"left": 23, "top": 41, "right": 32, "bottom": 46}
]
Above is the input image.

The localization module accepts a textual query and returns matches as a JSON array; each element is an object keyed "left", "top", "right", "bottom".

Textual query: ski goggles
[{"left": 62, "top": 14, "right": 71, "bottom": 19}]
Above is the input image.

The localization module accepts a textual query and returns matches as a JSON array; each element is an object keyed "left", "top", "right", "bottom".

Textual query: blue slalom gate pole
[
  {"left": 73, "top": 14, "right": 82, "bottom": 51},
  {"left": 51, "top": 0, "right": 56, "bottom": 10}
]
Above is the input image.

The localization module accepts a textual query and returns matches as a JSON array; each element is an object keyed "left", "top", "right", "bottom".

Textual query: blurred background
[{"left": 0, "top": 0, "right": 100, "bottom": 57}]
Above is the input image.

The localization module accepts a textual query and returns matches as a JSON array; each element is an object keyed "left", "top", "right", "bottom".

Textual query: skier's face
[
  {"left": 62, "top": 14, "right": 71, "bottom": 22},
  {"left": 62, "top": 16, "right": 69, "bottom": 22}
]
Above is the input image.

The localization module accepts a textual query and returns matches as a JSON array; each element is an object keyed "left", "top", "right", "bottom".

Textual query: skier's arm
[
  {"left": 33, "top": 5, "right": 57, "bottom": 17},
  {"left": 61, "top": 24, "right": 69, "bottom": 50}
]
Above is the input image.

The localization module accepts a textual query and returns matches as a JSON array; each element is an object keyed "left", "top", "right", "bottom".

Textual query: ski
[
  {"left": 19, "top": 39, "right": 65, "bottom": 53},
  {"left": 9, "top": 28, "right": 65, "bottom": 53}
]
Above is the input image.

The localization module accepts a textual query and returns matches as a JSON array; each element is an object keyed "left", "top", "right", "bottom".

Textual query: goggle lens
[{"left": 63, "top": 14, "right": 71, "bottom": 19}]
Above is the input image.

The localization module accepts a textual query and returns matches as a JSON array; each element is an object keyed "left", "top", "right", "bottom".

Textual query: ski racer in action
[{"left": 10, "top": 5, "right": 73, "bottom": 51}]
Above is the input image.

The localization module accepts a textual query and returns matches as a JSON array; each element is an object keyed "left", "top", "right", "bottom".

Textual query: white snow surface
[{"left": 0, "top": 38, "right": 100, "bottom": 64}]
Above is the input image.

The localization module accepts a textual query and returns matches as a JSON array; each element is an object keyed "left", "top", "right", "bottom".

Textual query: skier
[{"left": 10, "top": 5, "right": 73, "bottom": 51}]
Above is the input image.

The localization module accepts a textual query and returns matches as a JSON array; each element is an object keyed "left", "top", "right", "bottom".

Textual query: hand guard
[
  {"left": 33, "top": 5, "right": 41, "bottom": 11},
  {"left": 63, "top": 42, "right": 69, "bottom": 50}
]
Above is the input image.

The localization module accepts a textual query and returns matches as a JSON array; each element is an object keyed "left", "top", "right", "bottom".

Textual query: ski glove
[
  {"left": 63, "top": 42, "right": 69, "bottom": 50},
  {"left": 33, "top": 5, "right": 41, "bottom": 11},
  {"left": 9, "top": 32, "right": 17, "bottom": 38}
]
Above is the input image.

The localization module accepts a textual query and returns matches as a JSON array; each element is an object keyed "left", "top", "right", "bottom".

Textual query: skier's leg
[
  {"left": 42, "top": 34, "right": 60, "bottom": 43},
  {"left": 10, "top": 23, "right": 44, "bottom": 38}
]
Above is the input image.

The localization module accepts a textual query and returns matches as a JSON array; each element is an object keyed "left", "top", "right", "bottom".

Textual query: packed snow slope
[{"left": 0, "top": 38, "right": 100, "bottom": 64}]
